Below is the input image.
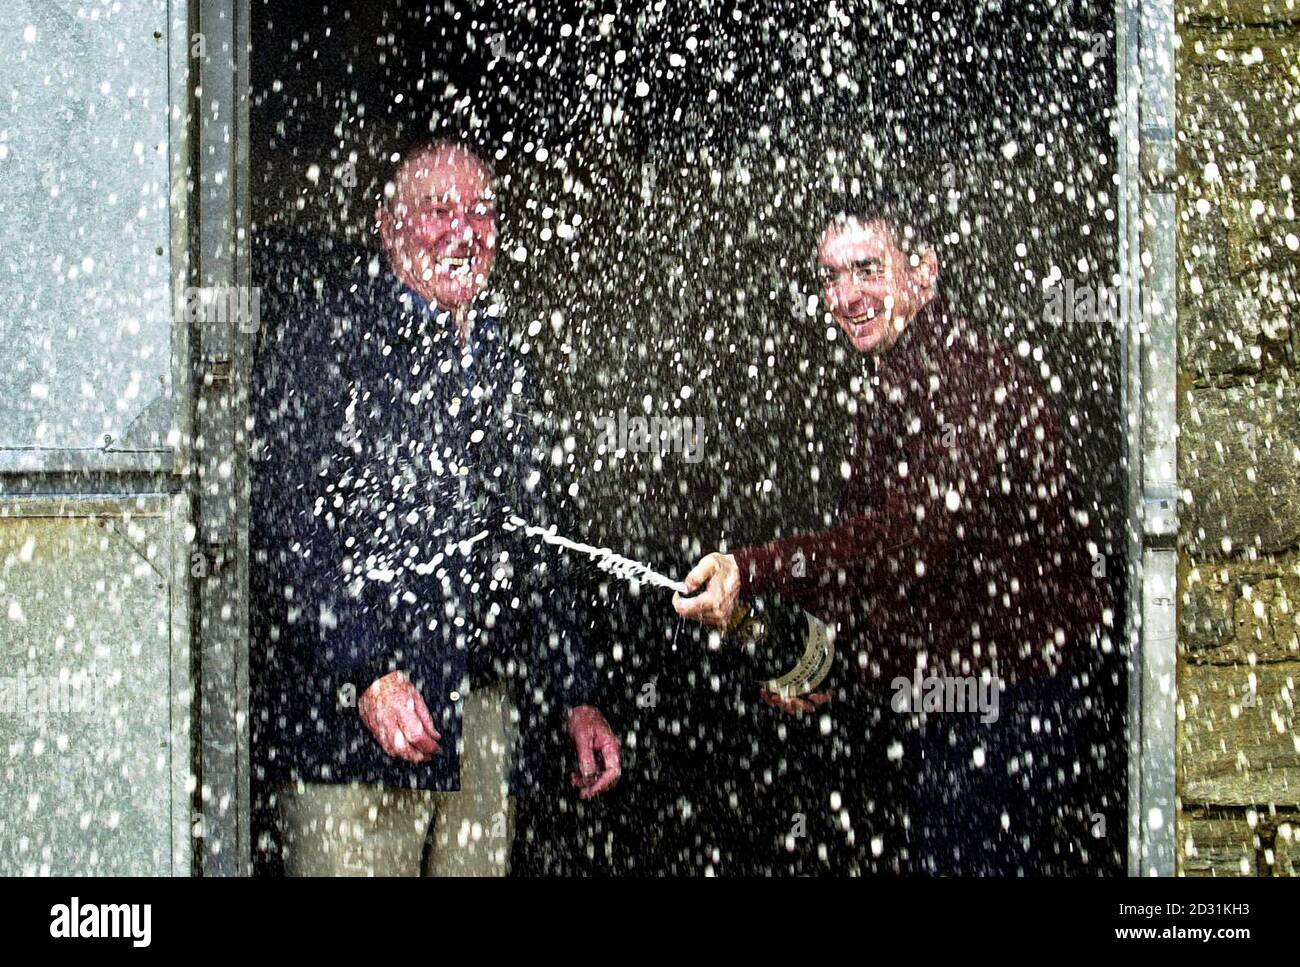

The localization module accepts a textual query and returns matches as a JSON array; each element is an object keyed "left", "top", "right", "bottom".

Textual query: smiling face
[
  {"left": 818, "top": 216, "right": 938, "bottom": 356},
  {"left": 378, "top": 142, "right": 497, "bottom": 309}
]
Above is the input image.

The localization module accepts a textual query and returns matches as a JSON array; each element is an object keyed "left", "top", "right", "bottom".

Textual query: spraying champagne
[{"left": 506, "top": 517, "right": 834, "bottom": 697}]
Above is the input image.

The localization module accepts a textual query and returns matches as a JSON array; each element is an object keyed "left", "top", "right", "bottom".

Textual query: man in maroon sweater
[{"left": 674, "top": 193, "right": 1116, "bottom": 875}]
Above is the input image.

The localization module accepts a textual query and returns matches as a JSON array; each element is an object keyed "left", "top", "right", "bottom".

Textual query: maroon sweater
[{"left": 732, "top": 295, "right": 1111, "bottom": 686}]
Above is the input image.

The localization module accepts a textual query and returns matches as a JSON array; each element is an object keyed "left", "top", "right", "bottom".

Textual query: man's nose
[
  {"left": 448, "top": 212, "right": 473, "bottom": 242},
  {"left": 830, "top": 280, "right": 865, "bottom": 313}
]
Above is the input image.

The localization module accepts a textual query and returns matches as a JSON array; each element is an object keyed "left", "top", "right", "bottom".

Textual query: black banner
[{"left": 0, "top": 876, "right": 1283, "bottom": 954}]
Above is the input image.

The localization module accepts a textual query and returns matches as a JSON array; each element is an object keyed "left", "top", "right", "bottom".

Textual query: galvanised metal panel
[
  {"left": 0, "top": 0, "right": 175, "bottom": 457},
  {"left": 0, "top": 494, "right": 192, "bottom": 875}
]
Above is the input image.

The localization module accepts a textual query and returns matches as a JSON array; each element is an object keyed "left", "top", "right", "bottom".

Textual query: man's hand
[
  {"left": 358, "top": 671, "right": 442, "bottom": 763},
  {"left": 760, "top": 686, "right": 832, "bottom": 716},
  {"left": 568, "top": 705, "right": 621, "bottom": 799},
  {"left": 672, "top": 552, "right": 741, "bottom": 628}
]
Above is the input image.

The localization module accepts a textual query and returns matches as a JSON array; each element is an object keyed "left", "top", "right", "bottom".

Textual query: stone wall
[{"left": 1178, "top": 0, "right": 1300, "bottom": 875}]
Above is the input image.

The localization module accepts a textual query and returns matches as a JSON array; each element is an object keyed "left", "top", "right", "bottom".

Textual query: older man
[
  {"left": 251, "top": 139, "right": 620, "bottom": 877},
  {"left": 674, "top": 191, "right": 1115, "bottom": 875}
]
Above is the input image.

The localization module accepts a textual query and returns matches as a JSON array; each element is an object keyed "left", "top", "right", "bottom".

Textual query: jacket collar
[{"left": 380, "top": 265, "right": 500, "bottom": 360}]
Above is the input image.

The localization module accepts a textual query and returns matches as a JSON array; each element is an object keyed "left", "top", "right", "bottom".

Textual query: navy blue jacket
[{"left": 250, "top": 231, "right": 601, "bottom": 793}]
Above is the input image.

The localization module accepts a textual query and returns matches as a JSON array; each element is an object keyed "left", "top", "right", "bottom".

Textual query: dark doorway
[{"left": 249, "top": 0, "right": 1127, "bottom": 875}]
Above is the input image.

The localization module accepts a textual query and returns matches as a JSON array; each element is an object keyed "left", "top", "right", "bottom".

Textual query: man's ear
[
  {"left": 918, "top": 247, "right": 939, "bottom": 294},
  {"left": 376, "top": 202, "right": 394, "bottom": 253}
]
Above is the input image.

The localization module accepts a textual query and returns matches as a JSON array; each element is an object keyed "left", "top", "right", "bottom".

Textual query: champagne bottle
[{"left": 721, "top": 595, "right": 836, "bottom": 698}]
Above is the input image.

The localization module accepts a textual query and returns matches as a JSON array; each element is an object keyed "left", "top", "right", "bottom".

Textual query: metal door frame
[
  {"left": 1119, "top": 0, "right": 1179, "bottom": 877},
  {"left": 190, "top": 0, "right": 253, "bottom": 876}
]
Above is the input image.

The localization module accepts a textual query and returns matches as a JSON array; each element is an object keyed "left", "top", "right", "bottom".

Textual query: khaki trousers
[{"left": 279, "top": 682, "right": 518, "bottom": 876}]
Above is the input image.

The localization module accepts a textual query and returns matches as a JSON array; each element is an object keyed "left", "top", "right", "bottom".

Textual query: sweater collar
[{"left": 870, "top": 292, "right": 956, "bottom": 387}]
